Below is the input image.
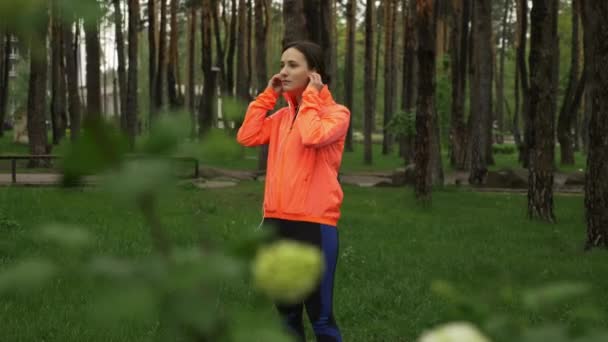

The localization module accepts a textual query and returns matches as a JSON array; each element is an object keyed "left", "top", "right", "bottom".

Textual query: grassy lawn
[{"left": 0, "top": 183, "right": 606, "bottom": 341}]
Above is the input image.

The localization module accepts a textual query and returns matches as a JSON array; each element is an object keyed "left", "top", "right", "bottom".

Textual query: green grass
[{"left": 0, "top": 183, "right": 606, "bottom": 341}]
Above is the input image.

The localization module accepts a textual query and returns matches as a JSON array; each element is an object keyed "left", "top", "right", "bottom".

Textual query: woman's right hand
[{"left": 268, "top": 73, "right": 283, "bottom": 95}]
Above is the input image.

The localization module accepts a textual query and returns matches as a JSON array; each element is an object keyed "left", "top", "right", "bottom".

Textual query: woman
[{"left": 237, "top": 41, "right": 349, "bottom": 342}]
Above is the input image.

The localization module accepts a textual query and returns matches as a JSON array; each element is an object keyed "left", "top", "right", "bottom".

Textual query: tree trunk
[
  {"left": 226, "top": 0, "right": 237, "bottom": 95},
  {"left": 582, "top": 0, "right": 608, "bottom": 249},
  {"left": 344, "top": 0, "right": 356, "bottom": 152},
  {"left": 0, "top": 32, "right": 11, "bottom": 137},
  {"left": 63, "top": 14, "right": 81, "bottom": 141},
  {"left": 148, "top": 0, "right": 157, "bottom": 119},
  {"left": 468, "top": 0, "right": 492, "bottom": 185},
  {"left": 496, "top": 0, "right": 511, "bottom": 145},
  {"left": 557, "top": 0, "right": 581, "bottom": 166},
  {"left": 247, "top": 0, "right": 252, "bottom": 92},
  {"left": 255, "top": 0, "right": 270, "bottom": 170},
  {"left": 187, "top": 6, "right": 197, "bottom": 136},
  {"left": 449, "top": 0, "right": 469, "bottom": 170},
  {"left": 236, "top": 0, "right": 250, "bottom": 101},
  {"left": 517, "top": 0, "right": 531, "bottom": 167},
  {"left": 211, "top": 0, "right": 226, "bottom": 94},
  {"left": 364, "top": 0, "right": 376, "bottom": 165},
  {"left": 382, "top": 0, "right": 396, "bottom": 155},
  {"left": 155, "top": 0, "right": 167, "bottom": 112},
  {"left": 112, "top": 0, "right": 128, "bottom": 131},
  {"left": 401, "top": 0, "right": 417, "bottom": 164},
  {"left": 51, "top": 1, "right": 67, "bottom": 145},
  {"left": 415, "top": 0, "right": 435, "bottom": 203},
  {"left": 282, "top": 0, "right": 307, "bottom": 46},
  {"left": 527, "top": 0, "right": 558, "bottom": 222},
  {"left": 84, "top": 3, "right": 102, "bottom": 121},
  {"left": 27, "top": 6, "right": 50, "bottom": 164},
  {"left": 199, "top": 0, "right": 216, "bottom": 136},
  {"left": 126, "top": 0, "right": 140, "bottom": 148},
  {"left": 320, "top": 0, "right": 335, "bottom": 88},
  {"left": 167, "top": 0, "right": 182, "bottom": 109}
]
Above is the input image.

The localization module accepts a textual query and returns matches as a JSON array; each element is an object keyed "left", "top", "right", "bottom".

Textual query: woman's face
[{"left": 279, "top": 48, "right": 313, "bottom": 94}]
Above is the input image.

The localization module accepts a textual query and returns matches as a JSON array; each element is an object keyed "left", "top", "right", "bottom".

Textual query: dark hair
[{"left": 282, "top": 40, "right": 330, "bottom": 85}]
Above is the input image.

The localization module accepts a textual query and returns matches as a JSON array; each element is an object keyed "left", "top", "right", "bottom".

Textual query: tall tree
[
  {"left": 0, "top": 32, "right": 11, "bottom": 137},
  {"left": 344, "top": 0, "right": 356, "bottom": 152},
  {"left": 255, "top": 0, "right": 270, "bottom": 171},
  {"left": 225, "top": 0, "right": 237, "bottom": 94},
  {"left": 557, "top": 0, "right": 583, "bottom": 166},
  {"left": 495, "top": 0, "right": 512, "bottom": 145},
  {"left": 363, "top": 0, "right": 376, "bottom": 165},
  {"left": 154, "top": 0, "right": 168, "bottom": 112},
  {"left": 148, "top": 0, "right": 157, "bottom": 118},
  {"left": 63, "top": 12, "right": 81, "bottom": 141},
  {"left": 320, "top": 0, "right": 335, "bottom": 88},
  {"left": 517, "top": 0, "right": 531, "bottom": 167},
  {"left": 401, "top": 0, "right": 417, "bottom": 164},
  {"left": 414, "top": 0, "right": 436, "bottom": 203},
  {"left": 167, "top": 0, "right": 183, "bottom": 109},
  {"left": 582, "top": 0, "right": 608, "bottom": 249},
  {"left": 112, "top": 0, "right": 128, "bottom": 131},
  {"left": 187, "top": 5, "right": 197, "bottom": 135},
  {"left": 449, "top": 0, "right": 469, "bottom": 170},
  {"left": 199, "top": 0, "right": 216, "bottom": 135},
  {"left": 283, "top": 0, "right": 307, "bottom": 45},
  {"left": 126, "top": 0, "right": 140, "bottom": 147},
  {"left": 51, "top": 1, "right": 67, "bottom": 144},
  {"left": 382, "top": 0, "right": 397, "bottom": 155},
  {"left": 211, "top": 0, "right": 226, "bottom": 94},
  {"left": 527, "top": 0, "right": 558, "bottom": 222},
  {"left": 468, "top": 0, "right": 493, "bottom": 185},
  {"left": 84, "top": 1, "right": 102, "bottom": 121},
  {"left": 27, "top": 5, "right": 50, "bottom": 163},
  {"left": 236, "top": 0, "right": 250, "bottom": 101}
]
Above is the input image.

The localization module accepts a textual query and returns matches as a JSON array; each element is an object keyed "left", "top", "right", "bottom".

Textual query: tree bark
[
  {"left": 527, "top": 0, "right": 558, "bottom": 222},
  {"left": 468, "top": 0, "right": 492, "bottom": 185},
  {"left": 582, "top": 0, "right": 608, "bottom": 249},
  {"left": 199, "top": 0, "right": 216, "bottom": 136},
  {"left": 167, "top": 0, "right": 183, "bottom": 109},
  {"left": 496, "top": 0, "right": 511, "bottom": 145},
  {"left": 84, "top": 3, "right": 102, "bottom": 121},
  {"left": 51, "top": 1, "right": 67, "bottom": 145},
  {"left": 320, "top": 0, "right": 335, "bottom": 88},
  {"left": 154, "top": 0, "right": 167, "bottom": 113},
  {"left": 401, "top": 0, "right": 417, "bottom": 164},
  {"left": 557, "top": 0, "right": 581, "bottom": 166},
  {"left": 187, "top": 6, "right": 197, "bottom": 136},
  {"left": 0, "top": 32, "right": 11, "bottom": 137},
  {"left": 126, "top": 0, "right": 140, "bottom": 148},
  {"left": 225, "top": 0, "right": 237, "bottom": 95},
  {"left": 517, "top": 0, "right": 531, "bottom": 167},
  {"left": 414, "top": 0, "right": 436, "bottom": 203},
  {"left": 148, "top": 0, "right": 157, "bottom": 119},
  {"left": 27, "top": 6, "right": 50, "bottom": 164},
  {"left": 382, "top": 0, "right": 396, "bottom": 155},
  {"left": 63, "top": 14, "right": 81, "bottom": 141},
  {"left": 282, "top": 0, "right": 308, "bottom": 46},
  {"left": 449, "top": 0, "right": 469, "bottom": 170},
  {"left": 364, "top": 0, "right": 376, "bottom": 165},
  {"left": 236, "top": 0, "right": 250, "bottom": 101},
  {"left": 255, "top": 0, "right": 270, "bottom": 170},
  {"left": 344, "top": 0, "right": 356, "bottom": 152}
]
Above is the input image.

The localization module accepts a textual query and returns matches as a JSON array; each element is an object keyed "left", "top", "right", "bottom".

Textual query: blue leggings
[{"left": 264, "top": 218, "right": 342, "bottom": 342}]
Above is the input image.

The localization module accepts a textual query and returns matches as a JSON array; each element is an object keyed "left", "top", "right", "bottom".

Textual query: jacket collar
[{"left": 282, "top": 85, "right": 335, "bottom": 109}]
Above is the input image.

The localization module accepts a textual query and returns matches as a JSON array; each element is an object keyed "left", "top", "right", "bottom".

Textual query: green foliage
[
  {"left": 492, "top": 144, "right": 517, "bottom": 155},
  {"left": 386, "top": 109, "right": 415, "bottom": 138}
]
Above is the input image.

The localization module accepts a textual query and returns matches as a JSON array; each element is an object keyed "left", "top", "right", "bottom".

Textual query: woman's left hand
[{"left": 308, "top": 72, "right": 324, "bottom": 91}]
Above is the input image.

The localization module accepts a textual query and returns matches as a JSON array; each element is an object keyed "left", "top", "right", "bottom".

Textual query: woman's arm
[
  {"left": 297, "top": 87, "right": 350, "bottom": 148},
  {"left": 236, "top": 87, "right": 280, "bottom": 146}
]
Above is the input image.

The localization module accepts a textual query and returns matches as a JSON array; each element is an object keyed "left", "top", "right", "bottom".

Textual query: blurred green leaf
[
  {"left": 103, "top": 159, "right": 174, "bottom": 200},
  {"left": 89, "top": 285, "right": 159, "bottom": 325},
  {"left": 0, "top": 259, "right": 56, "bottom": 295},
  {"left": 61, "top": 119, "right": 129, "bottom": 186},
  {"left": 139, "top": 114, "right": 191, "bottom": 156}
]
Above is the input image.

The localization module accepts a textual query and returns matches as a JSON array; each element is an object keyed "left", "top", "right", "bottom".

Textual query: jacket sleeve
[
  {"left": 236, "top": 87, "right": 280, "bottom": 147},
  {"left": 296, "top": 87, "right": 350, "bottom": 148}
]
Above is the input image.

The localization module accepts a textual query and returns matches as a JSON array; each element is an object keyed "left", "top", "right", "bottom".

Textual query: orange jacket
[{"left": 237, "top": 85, "right": 350, "bottom": 226}]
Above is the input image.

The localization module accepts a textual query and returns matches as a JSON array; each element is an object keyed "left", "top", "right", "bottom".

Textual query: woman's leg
[{"left": 303, "top": 224, "right": 342, "bottom": 342}]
